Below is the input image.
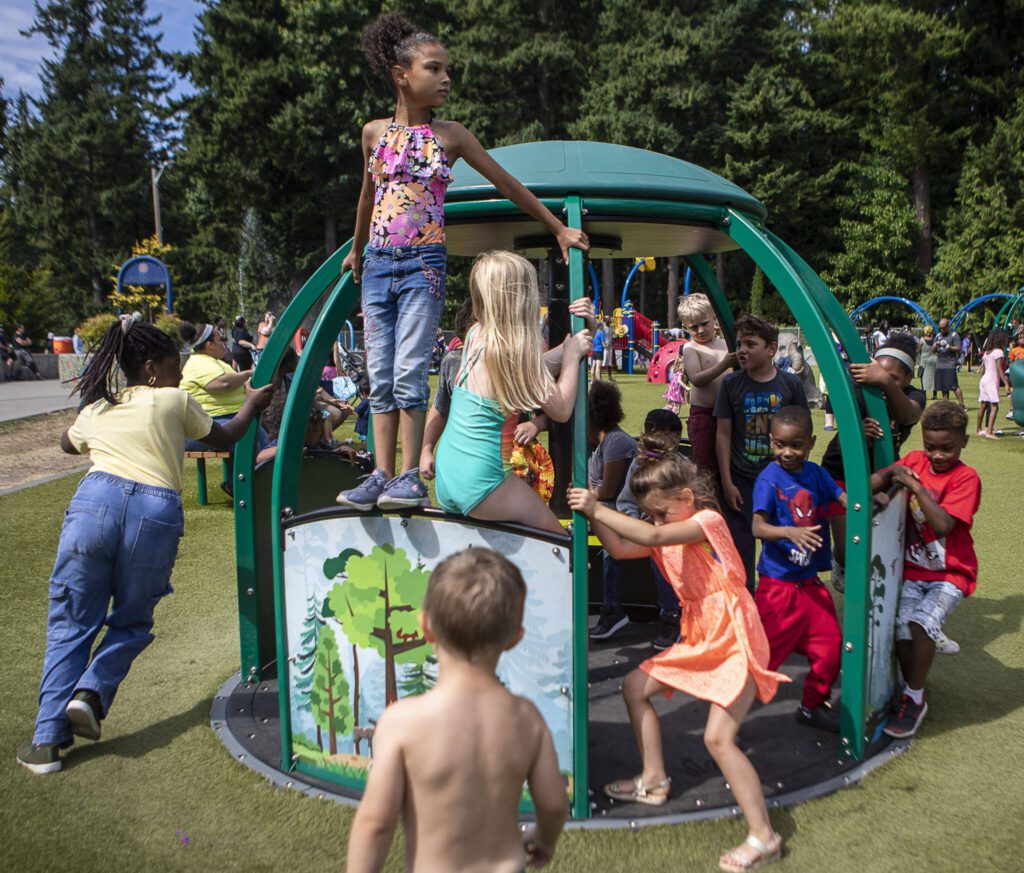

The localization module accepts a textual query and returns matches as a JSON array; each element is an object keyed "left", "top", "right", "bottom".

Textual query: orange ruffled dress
[{"left": 641, "top": 509, "right": 789, "bottom": 708}]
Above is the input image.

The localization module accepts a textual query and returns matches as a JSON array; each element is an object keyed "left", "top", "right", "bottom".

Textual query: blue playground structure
[
  {"left": 116, "top": 255, "right": 174, "bottom": 314},
  {"left": 849, "top": 295, "right": 938, "bottom": 335}
]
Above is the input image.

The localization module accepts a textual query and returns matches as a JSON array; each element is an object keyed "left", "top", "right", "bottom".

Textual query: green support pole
[
  {"left": 725, "top": 210, "right": 880, "bottom": 759},
  {"left": 565, "top": 194, "right": 591, "bottom": 819},
  {"left": 233, "top": 239, "right": 352, "bottom": 683},
  {"left": 195, "top": 458, "right": 207, "bottom": 507},
  {"left": 683, "top": 255, "right": 735, "bottom": 346},
  {"left": 270, "top": 271, "right": 362, "bottom": 772}
]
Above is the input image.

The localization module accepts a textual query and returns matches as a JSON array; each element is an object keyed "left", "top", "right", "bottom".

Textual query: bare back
[
  {"left": 362, "top": 679, "right": 558, "bottom": 873},
  {"left": 684, "top": 337, "right": 730, "bottom": 407}
]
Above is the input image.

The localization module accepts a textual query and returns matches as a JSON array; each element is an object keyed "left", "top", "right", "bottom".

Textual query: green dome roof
[{"left": 447, "top": 140, "right": 767, "bottom": 221}]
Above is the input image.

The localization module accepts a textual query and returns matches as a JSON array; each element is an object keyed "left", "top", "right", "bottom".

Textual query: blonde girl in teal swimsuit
[
  {"left": 435, "top": 251, "right": 595, "bottom": 535},
  {"left": 337, "top": 12, "right": 589, "bottom": 512}
]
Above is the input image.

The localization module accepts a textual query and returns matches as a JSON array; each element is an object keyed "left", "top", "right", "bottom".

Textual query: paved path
[{"left": 0, "top": 379, "right": 76, "bottom": 422}]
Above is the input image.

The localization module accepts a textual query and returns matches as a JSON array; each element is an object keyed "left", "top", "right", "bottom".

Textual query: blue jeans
[
  {"left": 362, "top": 244, "right": 447, "bottom": 414},
  {"left": 33, "top": 473, "right": 184, "bottom": 745}
]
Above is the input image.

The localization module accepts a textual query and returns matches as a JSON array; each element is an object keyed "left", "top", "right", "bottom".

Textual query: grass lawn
[{"left": 2, "top": 371, "right": 1022, "bottom": 872}]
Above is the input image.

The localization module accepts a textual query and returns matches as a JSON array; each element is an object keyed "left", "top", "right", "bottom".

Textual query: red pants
[
  {"left": 687, "top": 405, "right": 717, "bottom": 471},
  {"left": 755, "top": 576, "right": 841, "bottom": 709}
]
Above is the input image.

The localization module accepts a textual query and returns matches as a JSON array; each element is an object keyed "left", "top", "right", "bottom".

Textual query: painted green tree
[
  {"left": 310, "top": 623, "right": 351, "bottom": 756},
  {"left": 293, "top": 590, "right": 325, "bottom": 745},
  {"left": 398, "top": 655, "right": 438, "bottom": 697},
  {"left": 327, "top": 544, "right": 431, "bottom": 707},
  {"left": 324, "top": 548, "right": 368, "bottom": 754}
]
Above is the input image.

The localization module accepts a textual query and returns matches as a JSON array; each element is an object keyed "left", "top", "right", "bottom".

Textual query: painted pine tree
[
  {"left": 310, "top": 624, "right": 352, "bottom": 756},
  {"left": 293, "top": 591, "right": 325, "bottom": 725}
]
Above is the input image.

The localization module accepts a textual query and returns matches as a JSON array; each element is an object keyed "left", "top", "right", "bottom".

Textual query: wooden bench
[{"left": 184, "top": 450, "right": 232, "bottom": 505}]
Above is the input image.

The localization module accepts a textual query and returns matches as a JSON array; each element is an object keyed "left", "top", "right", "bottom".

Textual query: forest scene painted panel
[{"left": 282, "top": 515, "right": 575, "bottom": 796}]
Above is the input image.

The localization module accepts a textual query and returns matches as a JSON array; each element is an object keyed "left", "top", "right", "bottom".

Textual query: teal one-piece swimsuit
[{"left": 435, "top": 327, "right": 518, "bottom": 514}]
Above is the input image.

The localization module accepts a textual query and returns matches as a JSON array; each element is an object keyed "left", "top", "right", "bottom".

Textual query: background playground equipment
[
  {"left": 224, "top": 141, "right": 906, "bottom": 823},
  {"left": 849, "top": 295, "right": 938, "bottom": 335},
  {"left": 115, "top": 254, "right": 173, "bottom": 314},
  {"left": 949, "top": 293, "right": 1017, "bottom": 335},
  {"left": 993, "top": 286, "right": 1024, "bottom": 331}
]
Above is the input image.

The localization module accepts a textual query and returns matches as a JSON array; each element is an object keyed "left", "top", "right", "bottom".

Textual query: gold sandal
[
  {"left": 718, "top": 832, "right": 783, "bottom": 871},
  {"left": 603, "top": 775, "right": 671, "bottom": 806}
]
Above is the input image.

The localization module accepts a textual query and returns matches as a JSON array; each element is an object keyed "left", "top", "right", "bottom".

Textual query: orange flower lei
[{"left": 509, "top": 441, "right": 555, "bottom": 503}]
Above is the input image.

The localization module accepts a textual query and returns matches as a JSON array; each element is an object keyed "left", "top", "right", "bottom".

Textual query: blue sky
[{"left": 0, "top": 0, "right": 202, "bottom": 99}]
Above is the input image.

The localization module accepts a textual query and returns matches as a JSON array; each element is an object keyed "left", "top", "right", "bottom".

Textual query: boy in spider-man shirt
[{"left": 752, "top": 406, "right": 847, "bottom": 732}]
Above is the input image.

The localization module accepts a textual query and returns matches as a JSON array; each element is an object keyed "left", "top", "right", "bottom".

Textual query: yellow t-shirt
[
  {"left": 67, "top": 387, "right": 214, "bottom": 492},
  {"left": 180, "top": 353, "right": 246, "bottom": 417}
]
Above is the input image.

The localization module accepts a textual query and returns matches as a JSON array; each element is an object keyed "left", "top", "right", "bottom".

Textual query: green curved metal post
[
  {"left": 725, "top": 210, "right": 882, "bottom": 760},
  {"left": 270, "top": 269, "right": 361, "bottom": 771},
  {"left": 234, "top": 239, "right": 353, "bottom": 682},
  {"left": 565, "top": 195, "right": 590, "bottom": 819}
]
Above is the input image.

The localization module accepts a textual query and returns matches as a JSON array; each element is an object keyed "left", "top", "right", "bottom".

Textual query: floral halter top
[{"left": 368, "top": 121, "right": 452, "bottom": 248}]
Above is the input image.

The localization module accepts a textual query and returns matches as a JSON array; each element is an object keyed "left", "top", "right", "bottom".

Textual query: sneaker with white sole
[
  {"left": 66, "top": 690, "right": 102, "bottom": 741},
  {"left": 884, "top": 692, "right": 928, "bottom": 738},
  {"left": 336, "top": 468, "right": 389, "bottom": 511},
  {"left": 16, "top": 741, "right": 64, "bottom": 774},
  {"left": 376, "top": 469, "right": 430, "bottom": 510},
  {"left": 589, "top": 607, "right": 629, "bottom": 640},
  {"left": 934, "top": 632, "right": 960, "bottom": 655}
]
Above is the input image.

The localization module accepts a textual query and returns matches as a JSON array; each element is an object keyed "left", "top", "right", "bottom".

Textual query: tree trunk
[
  {"left": 326, "top": 660, "right": 338, "bottom": 755},
  {"left": 914, "top": 163, "right": 933, "bottom": 276},
  {"left": 537, "top": 258, "right": 548, "bottom": 305},
  {"left": 538, "top": 0, "right": 551, "bottom": 136},
  {"left": 351, "top": 644, "right": 361, "bottom": 755},
  {"left": 667, "top": 256, "right": 679, "bottom": 327},
  {"left": 715, "top": 253, "right": 726, "bottom": 292},
  {"left": 382, "top": 566, "right": 397, "bottom": 705},
  {"left": 316, "top": 725, "right": 322, "bottom": 751},
  {"left": 602, "top": 259, "right": 615, "bottom": 319},
  {"left": 325, "top": 211, "right": 337, "bottom": 256}
]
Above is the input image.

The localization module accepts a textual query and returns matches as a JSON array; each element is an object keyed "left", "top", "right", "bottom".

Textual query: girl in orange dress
[{"left": 568, "top": 432, "right": 789, "bottom": 872}]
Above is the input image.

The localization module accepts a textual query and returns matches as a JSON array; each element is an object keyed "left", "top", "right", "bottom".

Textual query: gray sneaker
[
  {"left": 17, "top": 741, "right": 63, "bottom": 774},
  {"left": 376, "top": 469, "right": 430, "bottom": 510},
  {"left": 336, "top": 468, "right": 389, "bottom": 511},
  {"left": 66, "top": 690, "right": 102, "bottom": 741}
]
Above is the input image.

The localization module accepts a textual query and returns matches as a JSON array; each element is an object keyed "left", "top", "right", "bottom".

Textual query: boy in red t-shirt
[{"left": 870, "top": 401, "right": 981, "bottom": 738}]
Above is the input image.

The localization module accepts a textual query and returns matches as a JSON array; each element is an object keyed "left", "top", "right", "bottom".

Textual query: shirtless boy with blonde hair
[
  {"left": 345, "top": 547, "right": 567, "bottom": 873},
  {"left": 678, "top": 293, "right": 736, "bottom": 473}
]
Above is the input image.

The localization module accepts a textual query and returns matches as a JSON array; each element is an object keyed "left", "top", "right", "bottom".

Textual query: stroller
[{"left": 328, "top": 341, "right": 366, "bottom": 402}]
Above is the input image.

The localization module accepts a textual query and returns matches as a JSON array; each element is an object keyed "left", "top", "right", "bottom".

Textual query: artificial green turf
[{"left": 2, "top": 372, "right": 1022, "bottom": 872}]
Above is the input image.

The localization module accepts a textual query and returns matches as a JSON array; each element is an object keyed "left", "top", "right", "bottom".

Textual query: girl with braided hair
[
  {"left": 17, "top": 317, "right": 273, "bottom": 774},
  {"left": 336, "top": 11, "right": 589, "bottom": 512}
]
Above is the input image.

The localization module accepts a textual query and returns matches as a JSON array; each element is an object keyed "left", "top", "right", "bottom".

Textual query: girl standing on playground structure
[
  {"left": 434, "top": 251, "right": 594, "bottom": 534},
  {"left": 17, "top": 318, "right": 273, "bottom": 774},
  {"left": 568, "top": 434, "right": 788, "bottom": 872},
  {"left": 336, "top": 12, "right": 589, "bottom": 512},
  {"left": 976, "top": 329, "right": 1011, "bottom": 439}
]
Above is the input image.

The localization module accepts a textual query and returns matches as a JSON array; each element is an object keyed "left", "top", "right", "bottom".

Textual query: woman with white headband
[{"left": 179, "top": 321, "right": 270, "bottom": 494}]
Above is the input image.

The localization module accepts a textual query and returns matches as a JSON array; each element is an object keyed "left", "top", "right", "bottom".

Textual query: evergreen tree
[
  {"left": 822, "top": 156, "right": 918, "bottom": 305},
  {"left": 926, "top": 97, "right": 1024, "bottom": 315},
  {"left": 4, "top": 0, "right": 172, "bottom": 325},
  {"left": 310, "top": 623, "right": 351, "bottom": 756},
  {"left": 293, "top": 591, "right": 326, "bottom": 709}
]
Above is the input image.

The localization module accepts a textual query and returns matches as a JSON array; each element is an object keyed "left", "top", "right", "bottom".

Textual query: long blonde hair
[{"left": 469, "top": 250, "right": 554, "bottom": 414}]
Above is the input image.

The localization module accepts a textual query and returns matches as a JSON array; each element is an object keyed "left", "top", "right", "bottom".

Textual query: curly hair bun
[{"left": 361, "top": 12, "right": 439, "bottom": 87}]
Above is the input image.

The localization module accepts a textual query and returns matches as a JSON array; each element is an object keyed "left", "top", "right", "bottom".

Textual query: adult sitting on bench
[{"left": 179, "top": 321, "right": 270, "bottom": 497}]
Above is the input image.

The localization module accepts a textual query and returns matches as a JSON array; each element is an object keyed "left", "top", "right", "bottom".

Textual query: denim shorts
[
  {"left": 896, "top": 579, "right": 963, "bottom": 642},
  {"left": 362, "top": 244, "right": 447, "bottom": 414}
]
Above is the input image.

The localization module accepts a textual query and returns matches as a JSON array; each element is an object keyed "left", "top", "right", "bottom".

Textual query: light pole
[{"left": 150, "top": 162, "right": 171, "bottom": 244}]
